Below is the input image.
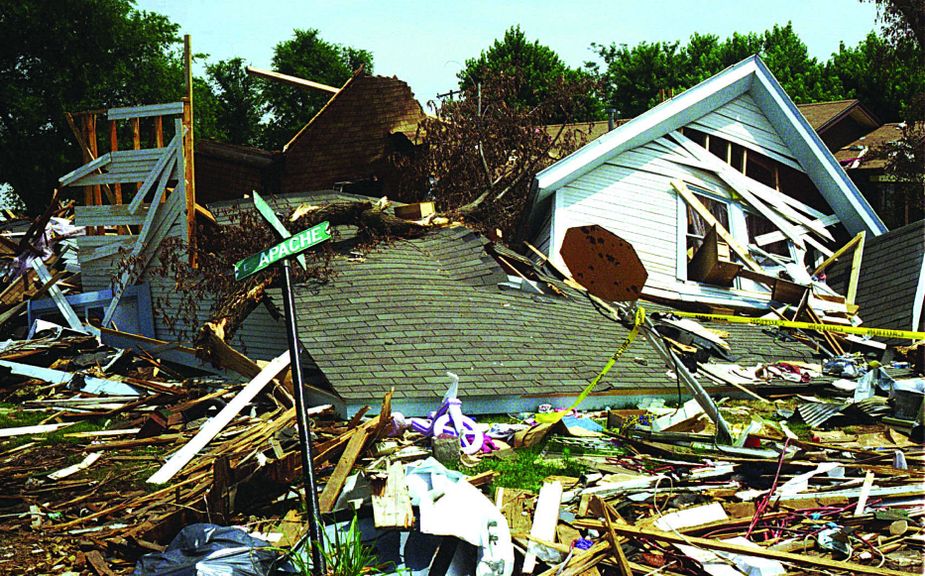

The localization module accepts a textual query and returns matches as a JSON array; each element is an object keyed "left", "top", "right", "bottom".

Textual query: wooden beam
[
  {"left": 108, "top": 102, "right": 184, "bottom": 121},
  {"left": 319, "top": 425, "right": 371, "bottom": 513},
  {"left": 246, "top": 66, "right": 340, "bottom": 94},
  {"left": 599, "top": 498, "right": 632, "bottom": 576},
  {"left": 132, "top": 117, "right": 141, "bottom": 192},
  {"left": 371, "top": 460, "right": 414, "bottom": 529},
  {"left": 109, "top": 121, "right": 122, "bottom": 205},
  {"left": 812, "top": 231, "right": 865, "bottom": 277},
  {"left": 671, "top": 180, "right": 764, "bottom": 273},
  {"left": 846, "top": 231, "right": 865, "bottom": 305},
  {"left": 146, "top": 351, "right": 293, "bottom": 484},
  {"left": 183, "top": 34, "right": 197, "bottom": 268},
  {"left": 523, "top": 481, "right": 563, "bottom": 574}
]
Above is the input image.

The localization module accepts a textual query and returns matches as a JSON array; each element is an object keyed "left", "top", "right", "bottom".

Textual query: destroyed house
[
  {"left": 205, "top": 196, "right": 839, "bottom": 416},
  {"left": 529, "top": 55, "right": 887, "bottom": 311}
]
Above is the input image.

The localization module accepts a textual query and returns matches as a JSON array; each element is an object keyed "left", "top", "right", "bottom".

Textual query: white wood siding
[
  {"left": 548, "top": 142, "right": 738, "bottom": 292},
  {"left": 689, "top": 93, "right": 803, "bottom": 171}
]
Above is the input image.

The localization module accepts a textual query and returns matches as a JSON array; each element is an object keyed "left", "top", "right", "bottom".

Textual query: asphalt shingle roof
[
  {"left": 273, "top": 225, "right": 829, "bottom": 404},
  {"left": 827, "top": 220, "right": 925, "bottom": 333}
]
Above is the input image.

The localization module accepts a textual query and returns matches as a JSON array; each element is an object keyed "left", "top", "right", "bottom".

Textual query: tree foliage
[
  {"left": 205, "top": 57, "right": 266, "bottom": 147},
  {"left": 864, "top": 0, "right": 925, "bottom": 217},
  {"left": 591, "top": 23, "right": 848, "bottom": 118},
  {"left": 0, "top": 0, "right": 183, "bottom": 213},
  {"left": 828, "top": 32, "right": 924, "bottom": 122},
  {"left": 261, "top": 29, "right": 373, "bottom": 150},
  {"left": 459, "top": 26, "right": 603, "bottom": 121}
]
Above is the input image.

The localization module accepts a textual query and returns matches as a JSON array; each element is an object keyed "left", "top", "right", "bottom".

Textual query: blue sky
[{"left": 138, "top": 0, "right": 882, "bottom": 107}]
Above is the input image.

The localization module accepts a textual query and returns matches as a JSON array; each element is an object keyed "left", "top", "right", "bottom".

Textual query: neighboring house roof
[
  {"left": 260, "top": 218, "right": 826, "bottom": 412},
  {"left": 532, "top": 55, "right": 886, "bottom": 236},
  {"left": 835, "top": 122, "right": 907, "bottom": 171},
  {"left": 282, "top": 72, "right": 426, "bottom": 195},
  {"left": 797, "top": 99, "right": 879, "bottom": 134},
  {"left": 546, "top": 100, "right": 874, "bottom": 153},
  {"left": 196, "top": 141, "right": 283, "bottom": 204},
  {"left": 827, "top": 220, "right": 925, "bottom": 333}
]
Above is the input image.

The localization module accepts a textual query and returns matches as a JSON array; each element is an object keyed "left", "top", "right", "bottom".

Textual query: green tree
[
  {"left": 206, "top": 57, "right": 266, "bottom": 147},
  {"left": 828, "top": 32, "right": 923, "bottom": 121},
  {"left": 863, "top": 0, "right": 925, "bottom": 222},
  {"left": 261, "top": 29, "right": 372, "bottom": 150},
  {"left": 591, "top": 23, "right": 845, "bottom": 116},
  {"left": 460, "top": 26, "right": 603, "bottom": 121},
  {"left": 590, "top": 39, "right": 685, "bottom": 117},
  {"left": 0, "top": 1, "right": 185, "bottom": 213}
]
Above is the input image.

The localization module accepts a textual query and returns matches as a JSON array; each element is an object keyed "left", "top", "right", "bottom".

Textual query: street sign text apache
[{"left": 233, "top": 221, "right": 331, "bottom": 281}]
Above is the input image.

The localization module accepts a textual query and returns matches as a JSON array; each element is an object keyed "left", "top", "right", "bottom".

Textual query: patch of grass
[
  {"left": 44, "top": 419, "right": 108, "bottom": 444},
  {"left": 464, "top": 444, "right": 586, "bottom": 492},
  {"left": 0, "top": 404, "right": 47, "bottom": 428},
  {"left": 784, "top": 421, "right": 813, "bottom": 440}
]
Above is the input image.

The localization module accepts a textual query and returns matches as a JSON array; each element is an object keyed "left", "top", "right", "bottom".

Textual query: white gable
[
  {"left": 532, "top": 56, "right": 885, "bottom": 237},
  {"left": 689, "top": 93, "right": 800, "bottom": 171}
]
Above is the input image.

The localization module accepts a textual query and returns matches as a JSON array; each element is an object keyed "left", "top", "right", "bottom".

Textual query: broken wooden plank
[
  {"left": 0, "top": 422, "right": 72, "bottom": 438},
  {"left": 146, "top": 350, "right": 291, "bottom": 484},
  {"left": 812, "top": 231, "right": 865, "bottom": 276},
  {"left": 523, "top": 481, "right": 563, "bottom": 574},
  {"left": 604, "top": 522, "right": 913, "bottom": 576},
  {"left": 371, "top": 460, "right": 414, "bottom": 529},
  {"left": 30, "top": 258, "right": 86, "bottom": 334},
  {"left": 48, "top": 452, "right": 102, "bottom": 480},
  {"left": 845, "top": 231, "right": 865, "bottom": 306},
  {"left": 854, "top": 471, "right": 875, "bottom": 516},
  {"left": 86, "top": 550, "right": 118, "bottom": 576},
  {"left": 671, "top": 180, "right": 764, "bottom": 273},
  {"left": 319, "top": 425, "right": 372, "bottom": 513}
]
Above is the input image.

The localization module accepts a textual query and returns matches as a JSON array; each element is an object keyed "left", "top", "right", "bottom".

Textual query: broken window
[
  {"left": 686, "top": 191, "right": 729, "bottom": 254},
  {"left": 745, "top": 212, "right": 790, "bottom": 257}
]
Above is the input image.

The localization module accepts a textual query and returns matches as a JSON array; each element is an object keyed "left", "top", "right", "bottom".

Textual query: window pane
[
  {"left": 746, "top": 213, "right": 789, "bottom": 256},
  {"left": 687, "top": 193, "right": 729, "bottom": 236}
]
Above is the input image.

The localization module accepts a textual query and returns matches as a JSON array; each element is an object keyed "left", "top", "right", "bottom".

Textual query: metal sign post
[{"left": 233, "top": 192, "right": 328, "bottom": 574}]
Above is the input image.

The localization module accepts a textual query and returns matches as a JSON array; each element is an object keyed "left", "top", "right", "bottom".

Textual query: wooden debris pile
[
  {"left": 479, "top": 411, "right": 925, "bottom": 576},
  {"left": 0, "top": 330, "right": 410, "bottom": 575}
]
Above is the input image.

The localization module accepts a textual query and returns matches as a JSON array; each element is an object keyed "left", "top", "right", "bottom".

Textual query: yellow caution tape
[
  {"left": 536, "top": 306, "right": 646, "bottom": 424},
  {"left": 670, "top": 311, "right": 925, "bottom": 341}
]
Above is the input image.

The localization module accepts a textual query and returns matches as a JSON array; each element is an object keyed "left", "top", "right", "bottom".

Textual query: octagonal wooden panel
[{"left": 560, "top": 225, "right": 648, "bottom": 302}]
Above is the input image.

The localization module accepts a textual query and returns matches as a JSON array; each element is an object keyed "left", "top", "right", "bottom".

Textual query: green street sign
[
  {"left": 252, "top": 190, "right": 307, "bottom": 270},
  {"left": 234, "top": 221, "right": 331, "bottom": 281}
]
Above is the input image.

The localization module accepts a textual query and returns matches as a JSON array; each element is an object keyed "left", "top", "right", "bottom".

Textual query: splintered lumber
[
  {"left": 523, "top": 481, "right": 563, "bottom": 574},
  {"left": 146, "top": 350, "right": 290, "bottom": 484},
  {"left": 48, "top": 452, "right": 102, "bottom": 480},
  {"left": 371, "top": 460, "right": 414, "bottom": 529},
  {"left": 854, "top": 471, "right": 875, "bottom": 516},
  {"left": 599, "top": 498, "right": 633, "bottom": 576},
  {"left": 86, "top": 550, "right": 117, "bottom": 576},
  {"left": 319, "top": 425, "right": 371, "bottom": 513},
  {"left": 0, "top": 422, "right": 72, "bottom": 438},
  {"left": 605, "top": 522, "right": 913, "bottom": 576}
]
